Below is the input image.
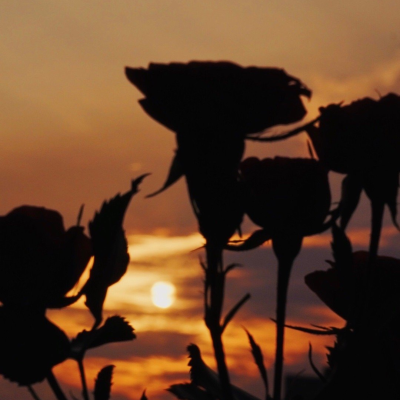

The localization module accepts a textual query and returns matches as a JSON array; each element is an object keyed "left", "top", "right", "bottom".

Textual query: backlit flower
[
  {"left": 240, "top": 156, "right": 331, "bottom": 239},
  {"left": 126, "top": 61, "right": 311, "bottom": 244},
  {"left": 305, "top": 251, "right": 400, "bottom": 323},
  {"left": 306, "top": 93, "right": 400, "bottom": 228},
  {"left": 0, "top": 205, "right": 92, "bottom": 310}
]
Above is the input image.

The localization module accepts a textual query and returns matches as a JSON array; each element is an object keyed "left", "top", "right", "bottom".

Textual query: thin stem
[
  {"left": 272, "top": 235, "right": 302, "bottom": 400},
  {"left": 46, "top": 371, "right": 68, "bottom": 400},
  {"left": 78, "top": 359, "right": 90, "bottom": 400},
  {"left": 273, "top": 257, "right": 293, "bottom": 400},
  {"left": 27, "top": 385, "right": 42, "bottom": 400},
  {"left": 363, "top": 200, "right": 385, "bottom": 321},
  {"left": 204, "top": 242, "right": 233, "bottom": 400}
]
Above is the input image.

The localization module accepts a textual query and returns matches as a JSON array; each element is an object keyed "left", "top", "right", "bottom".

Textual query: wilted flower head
[
  {"left": 126, "top": 61, "right": 311, "bottom": 245},
  {"left": 0, "top": 206, "right": 92, "bottom": 310},
  {"left": 240, "top": 157, "right": 331, "bottom": 238}
]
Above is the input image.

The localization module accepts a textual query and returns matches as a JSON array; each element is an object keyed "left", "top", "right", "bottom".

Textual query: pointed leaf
[
  {"left": 244, "top": 328, "right": 269, "bottom": 399},
  {"left": 225, "top": 229, "right": 271, "bottom": 251},
  {"left": 146, "top": 153, "right": 184, "bottom": 198},
  {"left": 71, "top": 316, "right": 135, "bottom": 359},
  {"left": 221, "top": 294, "right": 251, "bottom": 333},
  {"left": 339, "top": 175, "right": 363, "bottom": 230},
  {"left": 94, "top": 365, "right": 114, "bottom": 400},
  {"left": 141, "top": 389, "right": 148, "bottom": 400},
  {"left": 84, "top": 177, "right": 147, "bottom": 326}
]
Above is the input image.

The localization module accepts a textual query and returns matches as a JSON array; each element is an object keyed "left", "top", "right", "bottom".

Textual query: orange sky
[{"left": 2, "top": 1, "right": 400, "bottom": 399}]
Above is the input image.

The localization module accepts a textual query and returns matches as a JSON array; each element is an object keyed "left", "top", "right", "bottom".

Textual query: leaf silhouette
[
  {"left": 83, "top": 176, "right": 147, "bottom": 326},
  {"left": 94, "top": 365, "right": 114, "bottom": 400},
  {"left": 243, "top": 328, "right": 270, "bottom": 400},
  {"left": 146, "top": 153, "right": 183, "bottom": 197},
  {"left": 70, "top": 316, "right": 135, "bottom": 360},
  {"left": 187, "top": 344, "right": 261, "bottom": 400}
]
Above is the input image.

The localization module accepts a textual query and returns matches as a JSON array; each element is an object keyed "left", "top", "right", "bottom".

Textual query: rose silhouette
[
  {"left": 0, "top": 205, "right": 92, "bottom": 310},
  {"left": 306, "top": 93, "right": 400, "bottom": 232},
  {"left": 305, "top": 250, "right": 400, "bottom": 324},
  {"left": 228, "top": 156, "right": 332, "bottom": 400},
  {"left": 126, "top": 61, "right": 311, "bottom": 245},
  {"left": 240, "top": 156, "right": 331, "bottom": 239}
]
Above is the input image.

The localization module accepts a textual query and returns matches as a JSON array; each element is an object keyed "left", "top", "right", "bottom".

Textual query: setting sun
[{"left": 151, "top": 281, "right": 176, "bottom": 309}]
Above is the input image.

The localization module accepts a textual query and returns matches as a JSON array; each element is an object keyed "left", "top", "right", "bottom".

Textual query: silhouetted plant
[
  {"left": 296, "top": 225, "right": 400, "bottom": 399},
  {"left": 0, "top": 177, "right": 144, "bottom": 400},
  {"left": 125, "top": 61, "right": 311, "bottom": 400},
  {"left": 227, "top": 156, "right": 333, "bottom": 400}
]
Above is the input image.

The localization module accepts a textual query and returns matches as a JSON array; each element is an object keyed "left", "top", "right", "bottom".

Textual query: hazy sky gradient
[{"left": 1, "top": 1, "right": 400, "bottom": 399}]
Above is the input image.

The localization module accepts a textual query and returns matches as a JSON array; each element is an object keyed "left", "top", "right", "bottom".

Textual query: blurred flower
[
  {"left": 240, "top": 156, "right": 331, "bottom": 241},
  {"left": 0, "top": 307, "right": 70, "bottom": 385},
  {"left": 307, "top": 93, "right": 400, "bottom": 228},
  {"left": 0, "top": 205, "right": 92, "bottom": 310},
  {"left": 305, "top": 250, "right": 400, "bottom": 324},
  {"left": 126, "top": 61, "right": 311, "bottom": 244}
]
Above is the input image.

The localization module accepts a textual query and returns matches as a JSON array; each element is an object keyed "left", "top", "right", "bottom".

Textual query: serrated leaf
[
  {"left": 83, "top": 176, "right": 147, "bottom": 326},
  {"left": 94, "top": 365, "right": 114, "bottom": 400},
  {"left": 71, "top": 316, "right": 135, "bottom": 359},
  {"left": 146, "top": 153, "right": 184, "bottom": 198},
  {"left": 339, "top": 175, "right": 363, "bottom": 230},
  {"left": 244, "top": 328, "right": 269, "bottom": 399}
]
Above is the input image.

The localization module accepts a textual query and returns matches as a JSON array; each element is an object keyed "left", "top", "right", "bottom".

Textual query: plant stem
[
  {"left": 272, "top": 235, "right": 302, "bottom": 400},
  {"left": 46, "top": 371, "right": 68, "bottom": 400},
  {"left": 204, "top": 242, "right": 233, "bottom": 400},
  {"left": 78, "top": 359, "right": 90, "bottom": 400},
  {"left": 27, "top": 385, "right": 42, "bottom": 400},
  {"left": 363, "top": 200, "right": 384, "bottom": 320}
]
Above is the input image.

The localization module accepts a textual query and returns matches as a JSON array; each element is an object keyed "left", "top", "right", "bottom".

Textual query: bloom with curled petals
[
  {"left": 0, "top": 205, "right": 92, "bottom": 310},
  {"left": 126, "top": 61, "right": 311, "bottom": 244}
]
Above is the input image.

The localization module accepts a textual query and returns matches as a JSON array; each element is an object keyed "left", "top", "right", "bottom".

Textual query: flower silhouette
[
  {"left": 0, "top": 205, "right": 92, "bottom": 310},
  {"left": 305, "top": 250, "right": 400, "bottom": 324},
  {"left": 240, "top": 157, "right": 331, "bottom": 240},
  {"left": 126, "top": 61, "right": 311, "bottom": 244},
  {"left": 228, "top": 156, "right": 332, "bottom": 400},
  {"left": 307, "top": 93, "right": 400, "bottom": 229}
]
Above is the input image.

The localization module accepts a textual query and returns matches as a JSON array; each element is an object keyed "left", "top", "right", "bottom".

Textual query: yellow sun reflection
[{"left": 151, "top": 281, "right": 176, "bottom": 309}]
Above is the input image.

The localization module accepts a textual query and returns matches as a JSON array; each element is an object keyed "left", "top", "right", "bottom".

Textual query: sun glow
[{"left": 151, "top": 281, "right": 176, "bottom": 309}]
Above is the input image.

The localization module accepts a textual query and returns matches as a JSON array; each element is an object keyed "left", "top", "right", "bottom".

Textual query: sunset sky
[{"left": 1, "top": 1, "right": 400, "bottom": 399}]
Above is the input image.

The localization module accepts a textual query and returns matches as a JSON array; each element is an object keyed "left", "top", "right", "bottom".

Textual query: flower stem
[
  {"left": 272, "top": 235, "right": 302, "bottom": 400},
  {"left": 363, "top": 200, "right": 385, "bottom": 320},
  {"left": 46, "top": 371, "right": 68, "bottom": 400},
  {"left": 78, "top": 359, "right": 90, "bottom": 400},
  {"left": 204, "top": 242, "right": 233, "bottom": 400},
  {"left": 27, "top": 385, "right": 42, "bottom": 400}
]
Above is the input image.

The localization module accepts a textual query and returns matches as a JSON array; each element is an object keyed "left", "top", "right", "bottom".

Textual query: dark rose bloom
[
  {"left": 125, "top": 61, "right": 311, "bottom": 135},
  {"left": 0, "top": 206, "right": 92, "bottom": 310},
  {"left": 307, "top": 93, "right": 400, "bottom": 228},
  {"left": 0, "top": 308, "right": 70, "bottom": 385},
  {"left": 126, "top": 61, "right": 311, "bottom": 245},
  {"left": 305, "top": 251, "right": 400, "bottom": 323},
  {"left": 308, "top": 93, "right": 400, "bottom": 175},
  {"left": 240, "top": 157, "right": 331, "bottom": 238}
]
